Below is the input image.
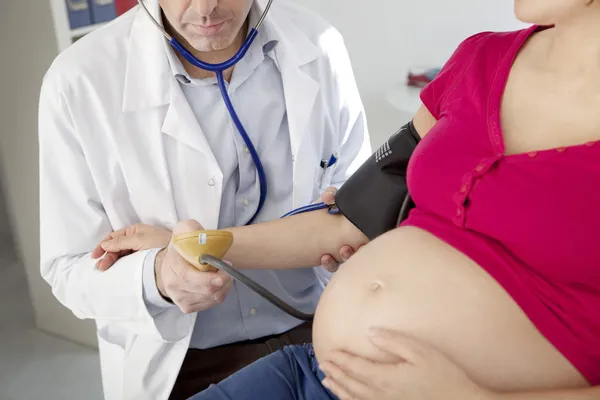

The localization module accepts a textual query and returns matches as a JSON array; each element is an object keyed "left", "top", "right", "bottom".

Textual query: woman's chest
[
  {"left": 408, "top": 111, "right": 600, "bottom": 284},
  {"left": 468, "top": 154, "right": 600, "bottom": 283},
  {"left": 500, "top": 65, "right": 600, "bottom": 156}
]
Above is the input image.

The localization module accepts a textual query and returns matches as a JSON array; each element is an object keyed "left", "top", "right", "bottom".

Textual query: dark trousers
[{"left": 169, "top": 322, "right": 313, "bottom": 400}]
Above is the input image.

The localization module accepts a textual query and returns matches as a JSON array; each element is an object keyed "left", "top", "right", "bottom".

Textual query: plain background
[{"left": 0, "top": 0, "right": 524, "bottom": 348}]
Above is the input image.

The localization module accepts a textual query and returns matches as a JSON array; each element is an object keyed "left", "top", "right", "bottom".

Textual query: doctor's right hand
[{"left": 154, "top": 220, "right": 234, "bottom": 314}]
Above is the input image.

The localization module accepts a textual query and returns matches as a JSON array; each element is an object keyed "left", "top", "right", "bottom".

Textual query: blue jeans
[{"left": 187, "top": 344, "right": 337, "bottom": 400}]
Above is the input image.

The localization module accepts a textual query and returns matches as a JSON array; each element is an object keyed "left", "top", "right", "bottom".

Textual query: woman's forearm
[
  {"left": 494, "top": 386, "right": 600, "bottom": 400},
  {"left": 223, "top": 209, "right": 367, "bottom": 270}
]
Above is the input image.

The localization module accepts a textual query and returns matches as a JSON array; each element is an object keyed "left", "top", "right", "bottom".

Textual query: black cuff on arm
[{"left": 335, "top": 120, "right": 421, "bottom": 240}]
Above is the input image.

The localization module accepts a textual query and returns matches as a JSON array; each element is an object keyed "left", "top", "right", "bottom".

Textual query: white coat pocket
[
  {"left": 320, "top": 164, "right": 336, "bottom": 190},
  {"left": 315, "top": 153, "right": 338, "bottom": 191}
]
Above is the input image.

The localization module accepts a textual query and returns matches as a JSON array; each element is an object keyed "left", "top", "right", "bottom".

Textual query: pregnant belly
[{"left": 312, "top": 226, "right": 588, "bottom": 392}]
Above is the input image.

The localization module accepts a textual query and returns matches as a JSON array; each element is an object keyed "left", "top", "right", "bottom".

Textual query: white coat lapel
[
  {"left": 263, "top": 3, "right": 321, "bottom": 206},
  {"left": 161, "top": 81, "right": 218, "bottom": 163},
  {"left": 267, "top": 13, "right": 320, "bottom": 158},
  {"left": 123, "top": 3, "right": 217, "bottom": 161},
  {"left": 278, "top": 62, "right": 322, "bottom": 207},
  {"left": 119, "top": 5, "right": 183, "bottom": 226},
  {"left": 122, "top": 5, "right": 224, "bottom": 230},
  {"left": 280, "top": 66, "right": 319, "bottom": 158},
  {"left": 161, "top": 81, "right": 223, "bottom": 229}
]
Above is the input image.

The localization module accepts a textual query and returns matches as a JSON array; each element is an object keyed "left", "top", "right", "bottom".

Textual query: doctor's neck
[{"left": 162, "top": 12, "right": 248, "bottom": 81}]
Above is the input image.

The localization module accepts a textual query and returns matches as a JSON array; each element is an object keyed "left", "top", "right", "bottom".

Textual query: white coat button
[
  {"left": 244, "top": 147, "right": 249, "bottom": 153},
  {"left": 243, "top": 199, "right": 249, "bottom": 207},
  {"left": 249, "top": 307, "right": 257, "bottom": 316},
  {"left": 208, "top": 179, "right": 215, "bottom": 186}
]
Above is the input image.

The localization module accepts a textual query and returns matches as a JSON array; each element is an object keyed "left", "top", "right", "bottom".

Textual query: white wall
[
  {"left": 296, "top": 0, "right": 526, "bottom": 147},
  {"left": 0, "top": 1, "right": 97, "bottom": 347}
]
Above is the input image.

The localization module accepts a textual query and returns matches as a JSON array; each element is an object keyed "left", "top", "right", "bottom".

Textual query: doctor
[{"left": 37, "top": 0, "right": 371, "bottom": 398}]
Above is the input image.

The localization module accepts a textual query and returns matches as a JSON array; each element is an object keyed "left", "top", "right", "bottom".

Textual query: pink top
[{"left": 402, "top": 25, "right": 600, "bottom": 384}]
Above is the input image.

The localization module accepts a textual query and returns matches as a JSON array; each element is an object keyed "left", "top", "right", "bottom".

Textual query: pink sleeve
[{"left": 420, "top": 32, "right": 489, "bottom": 119}]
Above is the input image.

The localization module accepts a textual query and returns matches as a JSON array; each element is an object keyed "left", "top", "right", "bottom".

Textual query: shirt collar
[{"left": 162, "top": 4, "right": 280, "bottom": 85}]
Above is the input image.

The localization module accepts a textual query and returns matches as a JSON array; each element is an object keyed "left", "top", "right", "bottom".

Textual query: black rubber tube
[
  {"left": 200, "top": 255, "right": 315, "bottom": 321},
  {"left": 397, "top": 193, "right": 414, "bottom": 225}
]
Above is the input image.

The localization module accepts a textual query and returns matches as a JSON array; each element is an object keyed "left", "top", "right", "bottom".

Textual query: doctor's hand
[
  {"left": 154, "top": 220, "right": 234, "bottom": 314},
  {"left": 320, "top": 328, "right": 494, "bottom": 400},
  {"left": 316, "top": 186, "right": 361, "bottom": 273},
  {"left": 91, "top": 223, "right": 172, "bottom": 271}
]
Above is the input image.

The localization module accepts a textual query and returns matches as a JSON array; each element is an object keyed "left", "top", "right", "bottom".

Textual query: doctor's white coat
[{"left": 38, "top": 0, "right": 371, "bottom": 398}]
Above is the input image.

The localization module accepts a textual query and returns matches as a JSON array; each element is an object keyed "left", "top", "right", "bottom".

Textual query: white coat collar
[
  {"left": 164, "top": 3, "right": 281, "bottom": 84},
  {"left": 122, "top": 0, "right": 319, "bottom": 113},
  {"left": 123, "top": 0, "right": 321, "bottom": 171}
]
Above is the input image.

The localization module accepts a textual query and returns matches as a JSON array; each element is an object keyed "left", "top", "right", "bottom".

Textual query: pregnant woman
[{"left": 96, "top": 0, "right": 600, "bottom": 398}]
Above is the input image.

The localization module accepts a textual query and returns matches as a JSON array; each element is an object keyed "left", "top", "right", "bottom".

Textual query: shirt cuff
[{"left": 142, "top": 248, "right": 175, "bottom": 315}]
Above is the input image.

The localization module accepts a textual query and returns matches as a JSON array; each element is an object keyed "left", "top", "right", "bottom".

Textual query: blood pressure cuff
[{"left": 335, "top": 120, "right": 421, "bottom": 240}]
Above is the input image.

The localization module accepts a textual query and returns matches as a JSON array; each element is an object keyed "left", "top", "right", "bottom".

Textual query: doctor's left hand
[
  {"left": 317, "top": 186, "right": 359, "bottom": 273},
  {"left": 92, "top": 224, "right": 172, "bottom": 271}
]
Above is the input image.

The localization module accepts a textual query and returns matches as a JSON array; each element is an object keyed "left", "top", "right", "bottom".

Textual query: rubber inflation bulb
[{"left": 173, "top": 230, "right": 234, "bottom": 272}]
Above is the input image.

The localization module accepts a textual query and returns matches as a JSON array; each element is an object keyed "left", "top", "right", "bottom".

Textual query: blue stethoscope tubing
[{"left": 137, "top": 0, "right": 335, "bottom": 222}]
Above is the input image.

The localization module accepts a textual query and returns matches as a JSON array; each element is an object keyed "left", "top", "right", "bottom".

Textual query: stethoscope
[
  {"left": 139, "top": 1, "right": 416, "bottom": 322},
  {"left": 137, "top": 0, "right": 334, "bottom": 224},
  {"left": 138, "top": 0, "right": 340, "bottom": 321}
]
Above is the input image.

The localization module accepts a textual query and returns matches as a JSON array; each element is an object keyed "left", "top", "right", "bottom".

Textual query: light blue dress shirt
[{"left": 141, "top": 8, "right": 332, "bottom": 349}]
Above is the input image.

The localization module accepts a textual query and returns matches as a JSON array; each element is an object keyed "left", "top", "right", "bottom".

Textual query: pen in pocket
[{"left": 320, "top": 154, "right": 338, "bottom": 169}]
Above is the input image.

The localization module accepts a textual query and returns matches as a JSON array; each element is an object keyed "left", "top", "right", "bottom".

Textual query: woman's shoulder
[
  {"left": 449, "top": 26, "right": 537, "bottom": 69},
  {"left": 420, "top": 26, "right": 537, "bottom": 119}
]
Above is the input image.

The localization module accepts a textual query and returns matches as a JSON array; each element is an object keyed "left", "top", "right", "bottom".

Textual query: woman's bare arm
[
  {"left": 96, "top": 105, "right": 435, "bottom": 271},
  {"left": 222, "top": 209, "right": 367, "bottom": 270},
  {"left": 219, "top": 103, "right": 435, "bottom": 271},
  {"left": 413, "top": 105, "right": 437, "bottom": 137},
  {"left": 93, "top": 197, "right": 366, "bottom": 271}
]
